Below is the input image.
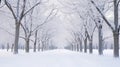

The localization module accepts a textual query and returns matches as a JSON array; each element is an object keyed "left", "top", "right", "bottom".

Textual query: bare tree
[
  {"left": 87, "top": 26, "right": 96, "bottom": 54},
  {"left": 77, "top": 12, "right": 89, "bottom": 53},
  {"left": 39, "top": 29, "right": 54, "bottom": 51},
  {"left": 90, "top": 0, "right": 120, "bottom": 57},
  {"left": 68, "top": 29, "right": 83, "bottom": 52},
  {"left": 88, "top": 1, "right": 109, "bottom": 55},
  {"left": 20, "top": 7, "right": 57, "bottom": 53},
  {"left": 4, "top": 0, "right": 41, "bottom": 54},
  {"left": 85, "top": 7, "right": 97, "bottom": 54},
  {"left": 89, "top": 13, "right": 104, "bottom": 55}
]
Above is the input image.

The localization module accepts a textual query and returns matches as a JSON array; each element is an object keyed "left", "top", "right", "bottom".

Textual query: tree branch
[
  {"left": 0, "top": 27, "right": 26, "bottom": 40},
  {"left": 5, "top": 0, "right": 17, "bottom": 22},
  {"left": 19, "top": 0, "right": 26, "bottom": 21},
  {"left": 31, "top": 8, "right": 57, "bottom": 33},
  {"left": 20, "top": 22, "right": 27, "bottom": 37},
  {"left": 22, "top": 1, "right": 41, "bottom": 19},
  {"left": 117, "top": 0, "right": 120, "bottom": 6},
  {"left": 91, "top": 0, "right": 114, "bottom": 31}
]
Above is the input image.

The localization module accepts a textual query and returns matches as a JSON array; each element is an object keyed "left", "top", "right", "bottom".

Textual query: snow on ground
[{"left": 0, "top": 49, "right": 120, "bottom": 67}]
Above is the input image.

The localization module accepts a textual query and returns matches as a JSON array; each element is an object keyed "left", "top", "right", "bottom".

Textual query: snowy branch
[
  {"left": 5, "top": 0, "right": 17, "bottom": 22},
  {"left": 32, "top": 8, "right": 58, "bottom": 33},
  {"left": 117, "top": 0, "right": 120, "bottom": 6},
  {"left": 90, "top": 0, "right": 114, "bottom": 31}
]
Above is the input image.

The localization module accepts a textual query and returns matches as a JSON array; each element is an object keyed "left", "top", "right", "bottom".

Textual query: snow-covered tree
[
  {"left": 90, "top": 0, "right": 120, "bottom": 57},
  {"left": 4, "top": 0, "right": 41, "bottom": 54}
]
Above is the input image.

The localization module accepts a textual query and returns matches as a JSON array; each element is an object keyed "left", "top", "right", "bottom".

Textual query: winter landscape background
[{"left": 0, "top": 0, "right": 120, "bottom": 67}]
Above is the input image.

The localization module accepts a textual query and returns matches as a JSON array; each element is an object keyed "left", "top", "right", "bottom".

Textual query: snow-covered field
[{"left": 0, "top": 49, "right": 120, "bottom": 67}]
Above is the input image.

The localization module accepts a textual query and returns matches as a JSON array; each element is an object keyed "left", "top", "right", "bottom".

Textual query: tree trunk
[
  {"left": 41, "top": 44, "right": 44, "bottom": 51},
  {"left": 34, "top": 30, "right": 38, "bottom": 52},
  {"left": 84, "top": 37, "right": 87, "bottom": 53},
  {"left": 113, "top": 0, "right": 119, "bottom": 57},
  {"left": 89, "top": 39, "right": 93, "bottom": 54},
  {"left": 25, "top": 38, "right": 29, "bottom": 53},
  {"left": 14, "top": 22, "right": 20, "bottom": 54},
  {"left": 38, "top": 43, "right": 40, "bottom": 51},
  {"left": 113, "top": 31, "right": 119, "bottom": 57},
  {"left": 80, "top": 40, "right": 82, "bottom": 52},
  {"left": 77, "top": 44, "right": 79, "bottom": 52},
  {"left": 34, "top": 42, "right": 36, "bottom": 52},
  {"left": 71, "top": 44, "right": 73, "bottom": 51},
  {"left": 98, "top": 25, "right": 103, "bottom": 55},
  {"left": 7, "top": 43, "right": 9, "bottom": 51}
]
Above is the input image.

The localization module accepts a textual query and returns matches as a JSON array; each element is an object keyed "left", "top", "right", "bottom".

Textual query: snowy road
[{"left": 0, "top": 49, "right": 120, "bottom": 67}]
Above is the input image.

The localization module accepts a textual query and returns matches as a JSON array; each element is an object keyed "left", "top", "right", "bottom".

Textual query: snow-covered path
[{"left": 0, "top": 49, "right": 120, "bottom": 67}]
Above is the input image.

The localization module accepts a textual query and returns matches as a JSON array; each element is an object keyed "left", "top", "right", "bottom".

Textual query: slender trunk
[
  {"left": 71, "top": 44, "right": 73, "bottom": 51},
  {"left": 34, "top": 42, "right": 36, "bottom": 52},
  {"left": 14, "top": 0, "right": 20, "bottom": 54},
  {"left": 7, "top": 43, "right": 9, "bottom": 51},
  {"left": 113, "top": 0, "right": 119, "bottom": 57},
  {"left": 98, "top": 25, "right": 103, "bottom": 55},
  {"left": 25, "top": 38, "right": 29, "bottom": 53},
  {"left": 113, "top": 31, "right": 119, "bottom": 57},
  {"left": 41, "top": 44, "right": 44, "bottom": 51},
  {"left": 11, "top": 44, "right": 14, "bottom": 52},
  {"left": 84, "top": 37, "right": 87, "bottom": 53},
  {"left": 34, "top": 30, "right": 38, "bottom": 52},
  {"left": 80, "top": 40, "right": 82, "bottom": 52},
  {"left": 14, "top": 22, "right": 20, "bottom": 54},
  {"left": 89, "top": 39, "right": 93, "bottom": 54},
  {"left": 38, "top": 43, "right": 40, "bottom": 51}
]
